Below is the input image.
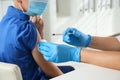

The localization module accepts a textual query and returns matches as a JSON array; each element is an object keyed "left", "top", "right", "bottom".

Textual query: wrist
[
  {"left": 71, "top": 47, "right": 81, "bottom": 62},
  {"left": 85, "top": 35, "right": 92, "bottom": 47}
]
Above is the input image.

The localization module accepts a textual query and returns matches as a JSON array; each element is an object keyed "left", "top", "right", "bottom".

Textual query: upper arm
[
  {"left": 15, "top": 21, "right": 37, "bottom": 51},
  {"left": 15, "top": 20, "right": 63, "bottom": 77}
]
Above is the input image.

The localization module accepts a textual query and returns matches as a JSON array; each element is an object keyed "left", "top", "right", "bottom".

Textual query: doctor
[{"left": 39, "top": 28, "right": 120, "bottom": 70}]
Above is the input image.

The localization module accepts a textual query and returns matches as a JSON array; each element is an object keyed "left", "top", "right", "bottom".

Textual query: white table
[{"left": 51, "top": 62, "right": 120, "bottom": 80}]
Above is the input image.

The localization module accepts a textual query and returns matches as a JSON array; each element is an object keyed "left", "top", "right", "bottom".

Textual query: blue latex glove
[
  {"left": 38, "top": 42, "right": 81, "bottom": 63},
  {"left": 63, "top": 28, "right": 92, "bottom": 47}
]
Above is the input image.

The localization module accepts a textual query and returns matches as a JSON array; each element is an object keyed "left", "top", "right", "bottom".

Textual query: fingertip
[
  {"left": 72, "top": 29, "right": 76, "bottom": 35},
  {"left": 63, "top": 28, "right": 72, "bottom": 37},
  {"left": 63, "top": 35, "right": 71, "bottom": 43},
  {"left": 38, "top": 42, "right": 47, "bottom": 48}
]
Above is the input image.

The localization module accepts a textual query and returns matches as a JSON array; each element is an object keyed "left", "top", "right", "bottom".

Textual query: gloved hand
[
  {"left": 63, "top": 28, "right": 92, "bottom": 47},
  {"left": 38, "top": 42, "right": 81, "bottom": 63}
]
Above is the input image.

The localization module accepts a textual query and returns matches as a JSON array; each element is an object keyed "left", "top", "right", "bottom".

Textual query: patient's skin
[
  {"left": 31, "top": 16, "right": 63, "bottom": 77},
  {"left": 30, "top": 16, "right": 44, "bottom": 39},
  {"left": 14, "top": 0, "right": 63, "bottom": 78},
  {"left": 32, "top": 30, "right": 63, "bottom": 77}
]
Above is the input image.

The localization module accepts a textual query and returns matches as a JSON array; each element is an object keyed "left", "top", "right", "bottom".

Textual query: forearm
[
  {"left": 36, "top": 53, "right": 63, "bottom": 77},
  {"left": 89, "top": 36, "right": 120, "bottom": 51},
  {"left": 81, "top": 49, "right": 120, "bottom": 70},
  {"left": 41, "top": 62, "right": 63, "bottom": 77},
  {"left": 32, "top": 46, "right": 63, "bottom": 77}
]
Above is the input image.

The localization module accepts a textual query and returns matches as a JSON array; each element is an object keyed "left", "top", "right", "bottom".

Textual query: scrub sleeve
[{"left": 15, "top": 21, "right": 37, "bottom": 51}]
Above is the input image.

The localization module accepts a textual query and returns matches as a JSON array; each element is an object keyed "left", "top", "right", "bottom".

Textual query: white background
[
  {"left": 0, "top": 0, "right": 120, "bottom": 43},
  {"left": 42, "top": 0, "right": 120, "bottom": 43}
]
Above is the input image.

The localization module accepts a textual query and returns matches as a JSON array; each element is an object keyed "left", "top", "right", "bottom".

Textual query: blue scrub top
[{"left": 0, "top": 6, "right": 46, "bottom": 80}]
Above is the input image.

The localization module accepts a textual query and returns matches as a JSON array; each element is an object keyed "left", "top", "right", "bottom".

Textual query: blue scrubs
[
  {"left": 0, "top": 6, "right": 47, "bottom": 80},
  {"left": 0, "top": 6, "right": 74, "bottom": 80}
]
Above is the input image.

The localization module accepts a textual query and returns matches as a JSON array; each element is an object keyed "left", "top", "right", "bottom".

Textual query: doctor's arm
[
  {"left": 39, "top": 27, "right": 120, "bottom": 70},
  {"left": 82, "top": 37, "right": 120, "bottom": 70},
  {"left": 63, "top": 28, "right": 120, "bottom": 51},
  {"left": 39, "top": 41, "right": 120, "bottom": 70},
  {"left": 81, "top": 48, "right": 120, "bottom": 70},
  {"left": 89, "top": 36, "right": 120, "bottom": 51},
  {"left": 63, "top": 28, "right": 120, "bottom": 70}
]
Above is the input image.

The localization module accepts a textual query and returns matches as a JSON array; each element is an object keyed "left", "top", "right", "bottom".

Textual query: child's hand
[{"left": 30, "top": 16, "right": 44, "bottom": 39}]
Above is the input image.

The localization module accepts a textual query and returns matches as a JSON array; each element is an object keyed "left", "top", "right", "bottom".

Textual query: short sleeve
[
  {"left": 116, "top": 35, "right": 120, "bottom": 43},
  {"left": 16, "top": 21, "right": 37, "bottom": 51}
]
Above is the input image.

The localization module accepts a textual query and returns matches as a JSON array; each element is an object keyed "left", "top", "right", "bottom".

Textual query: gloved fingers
[
  {"left": 63, "top": 28, "right": 75, "bottom": 36},
  {"left": 43, "top": 55, "right": 51, "bottom": 61},
  {"left": 72, "top": 29, "right": 82, "bottom": 38},
  {"left": 38, "top": 42, "right": 52, "bottom": 56},
  {"left": 63, "top": 34, "right": 71, "bottom": 43},
  {"left": 63, "top": 28, "right": 79, "bottom": 38},
  {"left": 38, "top": 46, "right": 50, "bottom": 56},
  {"left": 43, "top": 54, "right": 57, "bottom": 63},
  {"left": 39, "top": 42, "right": 52, "bottom": 48},
  {"left": 39, "top": 42, "right": 53, "bottom": 46},
  {"left": 63, "top": 28, "right": 74, "bottom": 42},
  {"left": 63, "top": 28, "right": 78, "bottom": 43},
  {"left": 39, "top": 49, "right": 50, "bottom": 57},
  {"left": 40, "top": 42, "right": 59, "bottom": 63},
  {"left": 38, "top": 42, "right": 50, "bottom": 50}
]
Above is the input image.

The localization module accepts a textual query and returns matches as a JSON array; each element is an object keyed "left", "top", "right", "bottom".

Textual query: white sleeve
[{"left": 116, "top": 35, "right": 120, "bottom": 42}]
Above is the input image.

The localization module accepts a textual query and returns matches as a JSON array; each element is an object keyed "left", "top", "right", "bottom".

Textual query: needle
[{"left": 52, "top": 33, "right": 73, "bottom": 36}]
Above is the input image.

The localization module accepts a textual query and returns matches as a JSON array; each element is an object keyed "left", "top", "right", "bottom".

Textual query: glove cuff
[
  {"left": 85, "top": 35, "right": 92, "bottom": 47},
  {"left": 72, "top": 48, "right": 81, "bottom": 62}
]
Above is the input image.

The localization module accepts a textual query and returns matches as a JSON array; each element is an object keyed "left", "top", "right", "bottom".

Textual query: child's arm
[
  {"left": 31, "top": 16, "right": 63, "bottom": 77},
  {"left": 32, "top": 43, "right": 63, "bottom": 77}
]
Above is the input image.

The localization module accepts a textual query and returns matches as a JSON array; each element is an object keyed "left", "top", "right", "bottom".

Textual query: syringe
[{"left": 52, "top": 33, "right": 73, "bottom": 36}]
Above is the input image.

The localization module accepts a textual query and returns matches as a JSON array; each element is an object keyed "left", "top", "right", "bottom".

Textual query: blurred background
[{"left": 0, "top": 0, "right": 120, "bottom": 43}]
